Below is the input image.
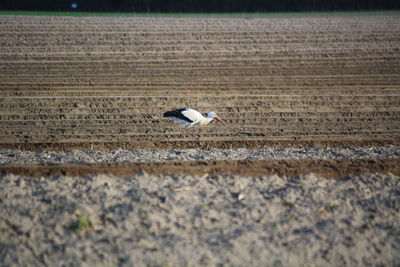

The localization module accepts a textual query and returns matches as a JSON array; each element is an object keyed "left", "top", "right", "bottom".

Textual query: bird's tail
[
  {"left": 163, "top": 111, "right": 172, "bottom": 117},
  {"left": 163, "top": 108, "right": 187, "bottom": 118}
]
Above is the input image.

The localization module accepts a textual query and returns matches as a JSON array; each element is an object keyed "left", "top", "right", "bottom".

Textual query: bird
[{"left": 163, "top": 108, "right": 223, "bottom": 127}]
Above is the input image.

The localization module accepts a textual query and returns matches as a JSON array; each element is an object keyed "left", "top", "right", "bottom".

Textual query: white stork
[{"left": 163, "top": 108, "right": 223, "bottom": 127}]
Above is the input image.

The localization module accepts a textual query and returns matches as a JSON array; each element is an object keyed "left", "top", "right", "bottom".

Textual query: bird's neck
[{"left": 199, "top": 117, "right": 213, "bottom": 127}]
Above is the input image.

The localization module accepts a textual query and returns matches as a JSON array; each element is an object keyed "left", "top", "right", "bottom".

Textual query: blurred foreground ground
[{"left": 1, "top": 172, "right": 399, "bottom": 266}]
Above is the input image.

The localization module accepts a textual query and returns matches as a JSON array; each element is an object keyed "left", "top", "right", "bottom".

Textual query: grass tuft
[{"left": 69, "top": 214, "right": 93, "bottom": 233}]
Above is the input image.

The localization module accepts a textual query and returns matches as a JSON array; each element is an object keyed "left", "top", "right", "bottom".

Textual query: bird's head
[{"left": 207, "top": 112, "right": 223, "bottom": 122}]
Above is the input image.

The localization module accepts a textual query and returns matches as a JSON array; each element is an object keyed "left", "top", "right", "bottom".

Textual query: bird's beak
[{"left": 215, "top": 116, "right": 224, "bottom": 122}]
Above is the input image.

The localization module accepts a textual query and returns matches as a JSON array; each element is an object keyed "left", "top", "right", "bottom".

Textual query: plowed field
[
  {"left": 1, "top": 14, "right": 400, "bottom": 266},
  {"left": 1, "top": 14, "right": 399, "bottom": 151}
]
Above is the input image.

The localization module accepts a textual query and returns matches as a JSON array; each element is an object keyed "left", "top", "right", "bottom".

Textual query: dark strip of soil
[
  {"left": 0, "top": 138, "right": 398, "bottom": 151},
  {"left": 1, "top": 159, "right": 399, "bottom": 178}
]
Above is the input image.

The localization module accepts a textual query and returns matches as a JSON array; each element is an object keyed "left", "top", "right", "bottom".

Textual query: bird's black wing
[{"left": 163, "top": 108, "right": 194, "bottom": 123}]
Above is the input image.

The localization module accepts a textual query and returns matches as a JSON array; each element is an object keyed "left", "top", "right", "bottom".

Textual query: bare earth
[
  {"left": 1, "top": 172, "right": 399, "bottom": 266},
  {"left": 0, "top": 13, "right": 400, "bottom": 266},
  {"left": 0, "top": 14, "right": 399, "bottom": 150}
]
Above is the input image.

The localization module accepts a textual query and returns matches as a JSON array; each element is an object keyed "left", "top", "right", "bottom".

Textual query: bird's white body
[{"left": 163, "top": 108, "right": 223, "bottom": 127}]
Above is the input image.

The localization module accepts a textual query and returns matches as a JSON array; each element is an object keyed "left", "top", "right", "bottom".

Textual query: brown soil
[
  {"left": 1, "top": 158, "right": 399, "bottom": 178},
  {"left": 0, "top": 14, "right": 399, "bottom": 151},
  {"left": 1, "top": 14, "right": 399, "bottom": 266},
  {"left": 0, "top": 139, "right": 398, "bottom": 151}
]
